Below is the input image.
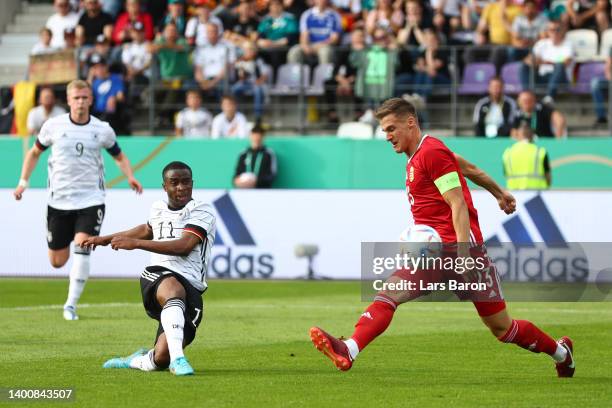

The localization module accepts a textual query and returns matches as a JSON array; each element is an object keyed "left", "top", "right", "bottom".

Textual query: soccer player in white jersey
[
  {"left": 82, "top": 161, "right": 216, "bottom": 376},
  {"left": 13, "top": 79, "right": 143, "bottom": 321},
  {"left": 175, "top": 89, "right": 213, "bottom": 138}
]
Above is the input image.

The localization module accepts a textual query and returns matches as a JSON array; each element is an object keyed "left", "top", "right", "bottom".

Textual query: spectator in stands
[
  {"left": 149, "top": 22, "right": 193, "bottom": 126},
  {"left": 365, "top": 0, "right": 404, "bottom": 36},
  {"left": 88, "top": 53, "right": 127, "bottom": 133},
  {"left": 591, "top": 49, "right": 611, "bottom": 125},
  {"left": 430, "top": 0, "right": 464, "bottom": 37},
  {"left": 396, "top": 0, "right": 433, "bottom": 48},
  {"left": 63, "top": 27, "right": 77, "bottom": 49},
  {"left": 186, "top": 3, "right": 225, "bottom": 48},
  {"left": 122, "top": 21, "right": 152, "bottom": 104},
  {"left": 473, "top": 77, "right": 518, "bottom": 137},
  {"left": 46, "top": 0, "right": 80, "bottom": 49},
  {"left": 412, "top": 30, "right": 451, "bottom": 99},
  {"left": 509, "top": 0, "right": 548, "bottom": 63},
  {"left": 565, "top": 0, "right": 610, "bottom": 33},
  {"left": 353, "top": 27, "right": 399, "bottom": 123},
  {"left": 225, "top": 0, "right": 260, "bottom": 46},
  {"left": 211, "top": 95, "right": 249, "bottom": 138},
  {"left": 520, "top": 21, "right": 573, "bottom": 103},
  {"left": 76, "top": 0, "right": 114, "bottom": 47},
  {"left": 257, "top": 0, "right": 299, "bottom": 78},
  {"left": 287, "top": 0, "right": 342, "bottom": 65},
  {"left": 112, "top": 0, "right": 155, "bottom": 45},
  {"left": 31, "top": 28, "right": 58, "bottom": 56},
  {"left": 464, "top": 0, "right": 523, "bottom": 72},
  {"left": 158, "top": 0, "right": 187, "bottom": 35},
  {"left": 231, "top": 41, "right": 268, "bottom": 122},
  {"left": 511, "top": 90, "right": 566, "bottom": 138},
  {"left": 324, "top": 28, "right": 365, "bottom": 123},
  {"left": 175, "top": 89, "right": 214, "bottom": 138},
  {"left": 80, "top": 34, "right": 116, "bottom": 79},
  {"left": 194, "top": 23, "right": 235, "bottom": 101},
  {"left": 27, "top": 87, "right": 66, "bottom": 136},
  {"left": 233, "top": 125, "right": 277, "bottom": 188},
  {"left": 213, "top": 0, "right": 239, "bottom": 29},
  {"left": 149, "top": 22, "right": 193, "bottom": 81},
  {"left": 503, "top": 122, "right": 551, "bottom": 189}
]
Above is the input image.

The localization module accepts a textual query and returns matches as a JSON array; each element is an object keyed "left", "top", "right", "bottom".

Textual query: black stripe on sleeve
[
  {"left": 35, "top": 138, "right": 49, "bottom": 151},
  {"left": 184, "top": 224, "right": 207, "bottom": 241},
  {"left": 106, "top": 142, "right": 122, "bottom": 157}
]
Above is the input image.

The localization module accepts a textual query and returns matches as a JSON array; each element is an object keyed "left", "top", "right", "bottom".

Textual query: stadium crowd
[{"left": 18, "top": 0, "right": 612, "bottom": 136}]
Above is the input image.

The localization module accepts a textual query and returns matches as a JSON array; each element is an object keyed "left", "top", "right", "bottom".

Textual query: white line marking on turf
[{"left": 1, "top": 302, "right": 611, "bottom": 316}]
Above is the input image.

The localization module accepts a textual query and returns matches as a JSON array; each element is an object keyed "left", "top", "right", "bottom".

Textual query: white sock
[
  {"left": 160, "top": 298, "right": 185, "bottom": 362},
  {"left": 129, "top": 349, "right": 158, "bottom": 371},
  {"left": 343, "top": 338, "right": 360, "bottom": 360},
  {"left": 64, "top": 252, "right": 90, "bottom": 309},
  {"left": 552, "top": 344, "right": 568, "bottom": 362}
]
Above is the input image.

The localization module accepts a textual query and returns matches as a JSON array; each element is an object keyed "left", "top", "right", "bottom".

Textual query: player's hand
[
  {"left": 497, "top": 190, "right": 517, "bottom": 214},
  {"left": 81, "top": 236, "right": 111, "bottom": 250},
  {"left": 128, "top": 177, "right": 143, "bottom": 194},
  {"left": 110, "top": 236, "right": 139, "bottom": 251},
  {"left": 13, "top": 185, "right": 26, "bottom": 200},
  {"left": 457, "top": 244, "right": 478, "bottom": 282}
]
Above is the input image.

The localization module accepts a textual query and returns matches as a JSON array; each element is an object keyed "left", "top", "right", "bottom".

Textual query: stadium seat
[
  {"left": 599, "top": 28, "right": 612, "bottom": 59},
  {"left": 570, "top": 61, "right": 606, "bottom": 94},
  {"left": 306, "top": 64, "right": 334, "bottom": 96},
  {"left": 337, "top": 122, "right": 374, "bottom": 139},
  {"left": 458, "top": 63, "right": 495, "bottom": 95},
  {"left": 270, "top": 63, "right": 311, "bottom": 96},
  {"left": 501, "top": 62, "right": 523, "bottom": 94},
  {"left": 566, "top": 29, "right": 598, "bottom": 62}
]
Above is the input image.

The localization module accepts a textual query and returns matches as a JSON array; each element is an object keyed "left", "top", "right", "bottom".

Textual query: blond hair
[{"left": 66, "top": 79, "right": 91, "bottom": 95}]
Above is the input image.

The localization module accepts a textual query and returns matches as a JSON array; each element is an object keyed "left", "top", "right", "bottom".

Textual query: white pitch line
[{"left": 0, "top": 302, "right": 611, "bottom": 316}]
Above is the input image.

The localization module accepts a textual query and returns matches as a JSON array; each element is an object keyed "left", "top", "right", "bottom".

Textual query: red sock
[
  {"left": 498, "top": 319, "right": 557, "bottom": 355},
  {"left": 351, "top": 295, "right": 397, "bottom": 351}
]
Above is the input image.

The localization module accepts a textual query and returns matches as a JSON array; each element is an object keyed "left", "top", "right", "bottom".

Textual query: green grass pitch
[{"left": 0, "top": 279, "right": 611, "bottom": 407}]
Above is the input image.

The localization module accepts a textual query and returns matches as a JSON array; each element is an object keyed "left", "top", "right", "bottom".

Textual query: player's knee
[
  {"left": 488, "top": 320, "right": 512, "bottom": 338},
  {"left": 156, "top": 278, "right": 186, "bottom": 305},
  {"left": 50, "top": 256, "right": 68, "bottom": 268}
]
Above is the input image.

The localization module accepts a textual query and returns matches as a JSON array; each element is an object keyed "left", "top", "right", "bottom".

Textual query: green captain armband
[{"left": 434, "top": 171, "right": 461, "bottom": 194}]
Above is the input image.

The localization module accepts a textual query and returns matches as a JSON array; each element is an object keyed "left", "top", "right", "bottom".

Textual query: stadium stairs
[{"left": 0, "top": 1, "right": 53, "bottom": 87}]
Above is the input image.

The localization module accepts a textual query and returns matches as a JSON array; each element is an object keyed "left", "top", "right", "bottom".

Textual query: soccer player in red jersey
[{"left": 309, "top": 98, "right": 575, "bottom": 377}]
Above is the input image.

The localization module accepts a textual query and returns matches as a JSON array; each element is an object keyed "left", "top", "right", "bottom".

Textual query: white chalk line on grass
[{"left": 1, "top": 302, "right": 611, "bottom": 316}]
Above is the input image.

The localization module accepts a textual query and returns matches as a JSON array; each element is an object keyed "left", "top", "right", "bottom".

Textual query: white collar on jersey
[{"left": 406, "top": 134, "right": 429, "bottom": 164}]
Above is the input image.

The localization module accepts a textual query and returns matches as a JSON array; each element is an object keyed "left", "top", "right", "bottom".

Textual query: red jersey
[{"left": 405, "top": 135, "right": 483, "bottom": 244}]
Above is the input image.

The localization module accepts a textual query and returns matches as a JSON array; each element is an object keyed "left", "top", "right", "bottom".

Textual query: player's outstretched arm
[
  {"left": 82, "top": 223, "right": 153, "bottom": 250},
  {"left": 13, "top": 145, "right": 44, "bottom": 200},
  {"left": 112, "top": 152, "right": 143, "bottom": 194},
  {"left": 454, "top": 153, "right": 516, "bottom": 215},
  {"left": 110, "top": 231, "right": 201, "bottom": 256}
]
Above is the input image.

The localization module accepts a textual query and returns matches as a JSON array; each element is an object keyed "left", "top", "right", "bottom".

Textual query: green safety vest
[{"left": 502, "top": 141, "right": 549, "bottom": 190}]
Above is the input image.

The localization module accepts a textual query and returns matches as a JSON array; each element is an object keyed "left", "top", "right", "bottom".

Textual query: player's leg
[
  {"left": 310, "top": 269, "right": 421, "bottom": 370},
  {"left": 47, "top": 206, "right": 81, "bottom": 319},
  {"left": 155, "top": 276, "right": 195, "bottom": 375},
  {"left": 475, "top": 303, "right": 575, "bottom": 377},
  {"left": 63, "top": 205, "right": 104, "bottom": 320}
]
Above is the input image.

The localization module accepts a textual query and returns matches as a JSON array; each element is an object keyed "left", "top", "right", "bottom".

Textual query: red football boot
[
  {"left": 309, "top": 327, "right": 353, "bottom": 371},
  {"left": 556, "top": 336, "right": 575, "bottom": 378}
]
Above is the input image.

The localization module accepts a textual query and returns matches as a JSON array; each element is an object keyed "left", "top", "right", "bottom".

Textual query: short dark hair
[
  {"left": 162, "top": 161, "right": 192, "bottom": 179},
  {"left": 221, "top": 94, "right": 236, "bottom": 104},
  {"left": 490, "top": 76, "right": 503, "bottom": 84},
  {"left": 375, "top": 97, "right": 418, "bottom": 121},
  {"left": 251, "top": 124, "right": 265, "bottom": 135}
]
